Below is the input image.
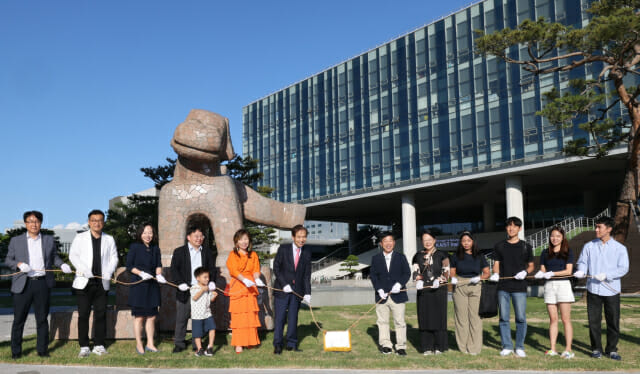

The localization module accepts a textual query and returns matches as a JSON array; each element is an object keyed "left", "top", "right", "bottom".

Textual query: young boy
[{"left": 190, "top": 267, "right": 217, "bottom": 357}]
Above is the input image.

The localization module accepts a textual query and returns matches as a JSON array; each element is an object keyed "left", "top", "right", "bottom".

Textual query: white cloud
[
  {"left": 65, "top": 222, "right": 84, "bottom": 230},
  {"left": 53, "top": 224, "right": 64, "bottom": 229}
]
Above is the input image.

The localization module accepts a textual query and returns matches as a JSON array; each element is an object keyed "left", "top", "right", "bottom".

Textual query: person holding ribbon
[
  {"left": 126, "top": 223, "right": 166, "bottom": 354},
  {"left": 574, "top": 216, "right": 628, "bottom": 361},
  {"left": 272, "top": 225, "right": 312, "bottom": 354},
  {"left": 533, "top": 226, "right": 575, "bottom": 359},
  {"left": 226, "top": 229, "right": 263, "bottom": 354},
  {"left": 412, "top": 229, "right": 450, "bottom": 355},
  {"left": 370, "top": 232, "right": 411, "bottom": 356},
  {"left": 450, "top": 231, "right": 489, "bottom": 355}
]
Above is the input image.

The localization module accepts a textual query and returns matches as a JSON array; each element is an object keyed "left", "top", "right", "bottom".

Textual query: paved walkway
[{"left": 2, "top": 365, "right": 638, "bottom": 374}]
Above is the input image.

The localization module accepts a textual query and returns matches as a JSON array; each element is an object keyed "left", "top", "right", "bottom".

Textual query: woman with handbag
[
  {"left": 412, "top": 229, "right": 450, "bottom": 355},
  {"left": 534, "top": 226, "right": 575, "bottom": 359},
  {"left": 226, "top": 229, "right": 264, "bottom": 353},
  {"left": 450, "top": 231, "right": 490, "bottom": 355}
]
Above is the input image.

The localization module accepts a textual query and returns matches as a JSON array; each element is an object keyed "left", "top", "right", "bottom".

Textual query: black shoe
[
  {"left": 194, "top": 348, "right": 205, "bottom": 357},
  {"left": 274, "top": 346, "right": 282, "bottom": 355},
  {"left": 12, "top": 353, "right": 22, "bottom": 360},
  {"left": 37, "top": 351, "right": 50, "bottom": 357},
  {"left": 381, "top": 347, "right": 393, "bottom": 354},
  {"left": 396, "top": 349, "right": 407, "bottom": 356},
  {"left": 205, "top": 347, "right": 214, "bottom": 356},
  {"left": 591, "top": 350, "right": 602, "bottom": 359},
  {"left": 609, "top": 352, "right": 622, "bottom": 361},
  {"left": 286, "top": 346, "right": 302, "bottom": 352},
  {"left": 172, "top": 346, "right": 185, "bottom": 353}
]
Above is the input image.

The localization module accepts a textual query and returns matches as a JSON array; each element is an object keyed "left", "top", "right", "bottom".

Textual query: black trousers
[
  {"left": 174, "top": 298, "right": 196, "bottom": 350},
  {"left": 420, "top": 329, "right": 448, "bottom": 353},
  {"left": 11, "top": 277, "right": 50, "bottom": 355},
  {"left": 76, "top": 281, "right": 108, "bottom": 347},
  {"left": 273, "top": 293, "right": 300, "bottom": 348},
  {"left": 587, "top": 291, "right": 620, "bottom": 353}
]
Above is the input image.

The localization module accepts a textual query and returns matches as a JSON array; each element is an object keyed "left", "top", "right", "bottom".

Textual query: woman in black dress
[
  {"left": 126, "top": 223, "right": 166, "bottom": 354},
  {"left": 412, "top": 229, "right": 450, "bottom": 355}
]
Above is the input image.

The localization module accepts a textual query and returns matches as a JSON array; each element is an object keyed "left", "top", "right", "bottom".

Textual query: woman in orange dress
[{"left": 226, "top": 229, "right": 263, "bottom": 353}]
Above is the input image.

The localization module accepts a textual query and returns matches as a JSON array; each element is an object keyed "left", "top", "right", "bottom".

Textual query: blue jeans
[{"left": 498, "top": 290, "right": 527, "bottom": 350}]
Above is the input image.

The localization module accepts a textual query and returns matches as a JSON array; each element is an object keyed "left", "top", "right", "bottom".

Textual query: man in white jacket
[{"left": 69, "top": 209, "right": 118, "bottom": 358}]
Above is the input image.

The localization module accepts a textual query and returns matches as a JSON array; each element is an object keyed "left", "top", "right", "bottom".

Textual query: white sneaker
[
  {"left": 434, "top": 349, "right": 442, "bottom": 355},
  {"left": 92, "top": 345, "right": 108, "bottom": 355},
  {"left": 515, "top": 349, "right": 526, "bottom": 357},
  {"left": 500, "top": 349, "right": 513, "bottom": 356},
  {"left": 78, "top": 346, "right": 90, "bottom": 358},
  {"left": 423, "top": 350, "right": 433, "bottom": 355}
]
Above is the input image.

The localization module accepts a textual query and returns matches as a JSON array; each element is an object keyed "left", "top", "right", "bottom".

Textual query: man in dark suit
[
  {"left": 4, "top": 211, "right": 72, "bottom": 359},
  {"left": 169, "top": 225, "right": 217, "bottom": 353},
  {"left": 272, "top": 224, "right": 311, "bottom": 354},
  {"left": 370, "top": 232, "right": 411, "bottom": 356}
]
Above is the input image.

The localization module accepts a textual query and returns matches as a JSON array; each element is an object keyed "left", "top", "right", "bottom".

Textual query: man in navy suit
[
  {"left": 4, "top": 211, "right": 72, "bottom": 359},
  {"left": 370, "top": 232, "right": 411, "bottom": 356},
  {"left": 272, "top": 224, "right": 311, "bottom": 354}
]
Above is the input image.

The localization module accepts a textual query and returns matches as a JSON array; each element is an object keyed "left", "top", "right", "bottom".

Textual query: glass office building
[{"left": 243, "top": 0, "right": 628, "bottom": 206}]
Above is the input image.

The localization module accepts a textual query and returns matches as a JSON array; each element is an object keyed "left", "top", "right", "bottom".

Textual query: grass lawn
[{"left": 1, "top": 295, "right": 638, "bottom": 370}]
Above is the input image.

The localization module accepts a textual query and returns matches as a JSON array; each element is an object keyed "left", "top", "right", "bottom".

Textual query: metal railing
[
  {"left": 311, "top": 232, "right": 378, "bottom": 273},
  {"left": 525, "top": 208, "right": 609, "bottom": 255}
]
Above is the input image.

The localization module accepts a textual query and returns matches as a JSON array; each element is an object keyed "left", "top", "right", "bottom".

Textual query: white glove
[
  {"left": 77, "top": 269, "right": 93, "bottom": 278},
  {"left": 415, "top": 280, "right": 424, "bottom": 290},
  {"left": 514, "top": 270, "right": 527, "bottom": 280},
  {"left": 283, "top": 284, "right": 293, "bottom": 293},
  {"left": 390, "top": 282, "right": 401, "bottom": 294},
  {"left": 208, "top": 281, "right": 216, "bottom": 291},
  {"left": 60, "top": 263, "right": 72, "bottom": 274},
  {"left": 470, "top": 276, "right": 481, "bottom": 284},
  {"left": 573, "top": 270, "right": 586, "bottom": 279},
  {"left": 178, "top": 283, "right": 189, "bottom": 291},
  {"left": 432, "top": 279, "right": 440, "bottom": 288},
  {"left": 303, "top": 294, "right": 311, "bottom": 304},
  {"left": 377, "top": 289, "right": 388, "bottom": 299},
  {"left": 450, "top": 277, "right": 458, "bottom": 285},
  {"left": 544, "top": 271, "right": 555, "bottom": 279},
  {"left": 255, "top": 278, "right": 266, "bottom": 287},
  {"left": 534, "top": 270, "right": 545, "bottom": 279},
  {"left": 18, "top": 263, "right": 32, "bottom": 273},
  {"left": 156, "top": 274, "right": 167, "bottom": 284},
  {"left": 489, "top": 273, "right": 500, "bottom": 282},
  {"left": 595, "top": 273, "right": 607, "bottom": 282},
  {"left": 139, "top": 271, "right": 153, "bottom": 281},
  {"left": 242, "top": 278, "right": 256, "bottom": 288}
]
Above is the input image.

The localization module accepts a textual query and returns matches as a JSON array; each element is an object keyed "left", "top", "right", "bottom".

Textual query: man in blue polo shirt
[{"left": 574, "top": 216, "right": 629, "bottom": 361}]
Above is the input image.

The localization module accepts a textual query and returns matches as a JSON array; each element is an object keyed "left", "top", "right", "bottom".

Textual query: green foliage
[
  {"left": 475, "top": 0, "right": 640, "bottom": 159},
  {"left": 140, "top": 158, "right": 176, "bottom": 189},
  {"left": 339, "top": 254, "right": 360, "bottom": 277}
]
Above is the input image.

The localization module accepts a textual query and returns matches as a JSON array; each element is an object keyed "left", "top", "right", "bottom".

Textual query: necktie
[{"left": 294, "top": 248, "right": 301, "bottom": 270}]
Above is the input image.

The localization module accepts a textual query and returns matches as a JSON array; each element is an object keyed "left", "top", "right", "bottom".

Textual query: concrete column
[
  {"left": 348, "top": 221, "right": 358, "bottom": 254},
  {"left": 483, "top": 201, "right": 495, "bottom": 232},
  {"left": 401, "top": 193, "right": 417, "bottom": 264},
  {"left": 505, "top": 176, "right": 525, "bottom": 239},
  {"left": 583, "top": 190, "right": 597, "bottom": 217}
]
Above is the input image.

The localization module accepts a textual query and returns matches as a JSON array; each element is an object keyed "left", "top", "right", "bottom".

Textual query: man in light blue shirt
[{"left": 574, "top": 216, "right": 629, "bottom": 361}]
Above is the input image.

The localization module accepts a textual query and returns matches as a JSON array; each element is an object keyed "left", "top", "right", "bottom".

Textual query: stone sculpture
[{"left": 158, "top": 109, "right": 306, "bottom": 275}]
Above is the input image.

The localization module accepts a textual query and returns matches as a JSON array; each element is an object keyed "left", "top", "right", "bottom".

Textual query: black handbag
[{"left": 478, "top": 281, "right": 498, "bottom": 318}]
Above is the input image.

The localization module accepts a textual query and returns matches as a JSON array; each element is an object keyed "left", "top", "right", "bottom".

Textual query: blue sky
[{"left": 0, "top": 0, "right": 477, "bottom": 231}]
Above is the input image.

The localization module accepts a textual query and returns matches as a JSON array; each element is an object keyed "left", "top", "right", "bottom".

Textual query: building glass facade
[{"left": 243, "top": 0, "right": 630, "bottom": 204}]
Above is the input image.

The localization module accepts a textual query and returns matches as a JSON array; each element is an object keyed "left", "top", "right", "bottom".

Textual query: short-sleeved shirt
[
  {"left": 540, "top": 248, "right": 574, "bottom": 273},
  {"left": 451, "top": 252, "right": 489, "bottom": 278},
  {"left": 190, "top": 285, "right": 212, "bottom": 320},
  {"left": 494, "top": 240, "right": 533, "bottom": 293}
]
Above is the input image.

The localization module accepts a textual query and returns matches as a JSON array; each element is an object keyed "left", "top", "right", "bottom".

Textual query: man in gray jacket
[{"left": 4, "top": 210, "right": 72, "bottom": 359}]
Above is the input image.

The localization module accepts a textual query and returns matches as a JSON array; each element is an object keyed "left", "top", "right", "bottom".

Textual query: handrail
[
  {"left": 311, "top": 232, "right": 378, "bottom": 272},
  {"left": 525, "top": 208, "right": 609, "bottom": 255}
]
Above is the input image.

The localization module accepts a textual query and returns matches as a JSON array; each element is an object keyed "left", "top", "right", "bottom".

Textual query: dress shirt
[
  {"left": 26, "top": 233, "right": 45, "bottom": 277},
  {"left": 188, "top": 243, "right": 203, "bottom": 286},
  {"left": 292, "top": 245, "right": 301, "bottom": 269},
  {"left": 576, "top": 238, "right": 629, "bottom": 296},
  {"left": 384, "top": 251, "right": 393, "bottom": 272}
]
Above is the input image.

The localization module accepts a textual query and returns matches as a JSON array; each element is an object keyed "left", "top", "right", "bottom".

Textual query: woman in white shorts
[{"left": 534, "top": 226, "right": 575, "bottom": 359}]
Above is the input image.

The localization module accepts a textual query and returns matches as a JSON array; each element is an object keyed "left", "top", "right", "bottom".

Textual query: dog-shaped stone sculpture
[{"left": 158, "top": 109, "right": 306, "bottom": 277}]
